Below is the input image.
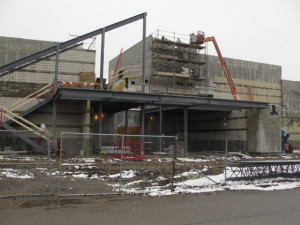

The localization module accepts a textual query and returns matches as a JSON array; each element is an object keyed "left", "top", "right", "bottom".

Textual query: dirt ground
[{"left": 0, "top": 153, "right": 299, "bottom": 197}]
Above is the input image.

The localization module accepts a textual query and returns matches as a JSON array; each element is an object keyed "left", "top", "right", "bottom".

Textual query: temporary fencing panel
[
  {"left": 58, "top": 132, "right": 176, "bottom": 196},
  {"left": 0, "top": 130, "right": 52, "bottom": 197}
]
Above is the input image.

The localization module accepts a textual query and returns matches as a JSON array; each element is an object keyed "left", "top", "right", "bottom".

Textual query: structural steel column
[
  {"left": 52, "top": 44, "right": 60, "bottom": 151},
  {"left": 100, "top": 28, "right": 105, "bottom": 90},
  {"left": 159, "top": 107, "right": 163, "bottom": 152},
  {"left": 125, "top": 110, "right": 129, "bottom": 135},
  {"left": 184, "top": 108, "right": 188, "bottom": 154},
  {"left": 54, "top": 44, "right": 59, "bottom": 92},
  {"left": 141, "top": 14, "right": 146, "bottom": 93},
  {"left": 82, "top": 100, "right": 91, "bottom": 155},
  {"left": 52, "top": 103, "right": 57, "bottom": 152},
  {"left": 98, "top": 104, "right": 103, "bottom": 150},
  {"left": 140, "top": 105, "right": 145, "bottom": 135},
  {"left": 141, "top": 105, "right": 145, "bottom": 156}
]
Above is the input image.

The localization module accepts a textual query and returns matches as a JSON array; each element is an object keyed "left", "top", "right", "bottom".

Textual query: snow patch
[{"left": 0, "top": 168, "right": 33, "bottom": 179}]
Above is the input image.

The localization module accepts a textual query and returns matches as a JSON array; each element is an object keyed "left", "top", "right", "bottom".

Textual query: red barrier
[{"left": 113, "top": 141, "right": 145, "bottom": 160}]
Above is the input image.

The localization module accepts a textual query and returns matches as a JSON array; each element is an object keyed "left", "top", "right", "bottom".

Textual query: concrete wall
[
  {"left": 0, "top": 36, "right": 96, "bottom": 139},
  {"left": 107, "top": 35, "right": 285, "bottom": 153},
  {"left": 108, "top": 36, "right": 152, "bottom": 92},
  {"left": 208, "top": 55, "right": 282, "bottom": 104},
  {"left": 247, "top": 106, "right": 281, "bottom": 153},
  {"left": 282, "top": 80, "right": 300, "bottom": 144},
  {"left": 0, "top": 36, "right": 95, "bottom": 102},
  {"left": 0, "top": 36, "right": 58, "bottom": 66}
]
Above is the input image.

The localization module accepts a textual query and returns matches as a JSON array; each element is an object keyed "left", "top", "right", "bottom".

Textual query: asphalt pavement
[{"left": 1, "top": 189, "right": 300, "bottom": 225}]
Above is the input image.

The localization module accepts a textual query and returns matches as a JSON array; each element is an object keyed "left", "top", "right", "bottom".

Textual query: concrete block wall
[
  {"left": 0, "top": 36, "right": 96, "bottom": 139},
  {"left": 208, "top": 55, "right": 282, "bottom": 104},
  {"left": 0, "top": 36, "right": 58, "bottom": 66},
  {"left": 109, "top": 35, "right": 212, "bottom": 96},
  {"left": 109, "top": 36, "right": 152, "bottom": 92},
  {"left": 25, "top": 103, "right": 84, "bottom": 134},
  {"left": 282, "top": 80, "right": 300, "bottom": 144},
  {"left": 0, "top": 36, "right": 95, "bottom": 100},
  {"left": 247, "top": 106, "right": 281, "bottom": 153}
]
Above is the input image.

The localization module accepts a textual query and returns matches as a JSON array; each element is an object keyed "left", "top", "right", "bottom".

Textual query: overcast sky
[{"left": 0, "top": 0, "right": 299, "bottom": 81}]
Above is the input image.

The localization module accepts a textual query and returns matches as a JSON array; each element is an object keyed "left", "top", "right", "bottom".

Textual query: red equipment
[
  {"left": 190, "top": 32, "right": 240, "bottom": 100},
  {"left": 113, "top": 141, "right": 145, "bottom": 161}
]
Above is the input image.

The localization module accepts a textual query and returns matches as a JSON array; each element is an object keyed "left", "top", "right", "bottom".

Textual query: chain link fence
[
  {"left": 0, "top": 130, "right": 256, "bottom": 197},
  {"left": 58, "top": 132, "right": 176, "bottom": 196},
  {"left": 178, "top": 132, "right": 247, "bottom": 153},
  {"left": 0, "top": 130, "right": 52, "bottom": 197},
  {"left": 171, "top": 134, "right": 238, "bottom": 193}
]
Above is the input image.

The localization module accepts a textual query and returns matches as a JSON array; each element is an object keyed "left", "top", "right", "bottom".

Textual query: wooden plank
[{"left": 152, "top": 72, "right": 205, "bottom": 80}]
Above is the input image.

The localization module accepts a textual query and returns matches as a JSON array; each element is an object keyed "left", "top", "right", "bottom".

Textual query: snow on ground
[
  {"left": 0, "top": 168, "right": 33, "bottom": 179},
  {"left": 1, "top": 155, "right": 300, "bottom": 196},
  {"left": 128, "top": 171, "right": 300, "bottom": 197},
  {"left": 58, "top": 155, "right": 300, "bottom": 196},
  {"left": 108, "top": 170, "right": 136, "bottom": 179}
]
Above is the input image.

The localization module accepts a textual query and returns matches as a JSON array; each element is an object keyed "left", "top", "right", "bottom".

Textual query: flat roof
[{"left": 55, "top": 88, "right": 269, "bottom": 113}]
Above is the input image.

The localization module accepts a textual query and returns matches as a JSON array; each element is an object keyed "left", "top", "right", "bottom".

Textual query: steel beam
[
  {"left": 183, "top": 108, "right": 188, "bottom": 154},
  {"left": 159, "top": 107, "right": 163, "bottom": 152},
  {"left": 1, "top": 123, "right": 47, "bottom": 154},
  {"left": 0, "top": 12, "right": 147, "bottom": 75},
  {"left": 100, "top": 28, "right": 105, "bottom": 90},
  {"left": 98, "top": 104, "right": 103, "bottom": 150},
  {"left": 52, "top": 102, "right": 57, "bottom": 152},
  {"left": 228, "top": 160, "right": 300, "bottom": 180},
  {"left": 56, "top": 88, "right": 269, "bottom": 111},
  {"left": 141, "top": 13, "right": 146, "bottom": 93},
  {"left": 54, "top": 45, "right": 60, "bottom": 92},
  {"left": 125, "top": 110, "right": 128, "bottom": 135}
]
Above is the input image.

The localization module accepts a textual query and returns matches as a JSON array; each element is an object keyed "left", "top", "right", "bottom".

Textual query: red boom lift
[{"left": 190, "top": 31, "right": 240, "bottom": 100}]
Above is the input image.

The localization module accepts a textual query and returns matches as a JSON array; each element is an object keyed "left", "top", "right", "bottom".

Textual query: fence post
[
  {"left": 171, "top": 136, "right": 178, "bottom": 192},
  {"left": 118, "top": 135, "right": 125, "bottom": 193},
  {"left": 47, "top": 136, "right": 52, "bottom": 189},
  {"left": 224, "top": 138, "right": 228, "bottom": 184},
  {"left": 58, "top": 132, "right": 64, "bottom": 197}
]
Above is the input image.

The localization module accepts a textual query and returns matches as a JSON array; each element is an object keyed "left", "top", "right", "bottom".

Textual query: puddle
[{"left": 20, "top": 199, "right": 83, "bottom": 208}]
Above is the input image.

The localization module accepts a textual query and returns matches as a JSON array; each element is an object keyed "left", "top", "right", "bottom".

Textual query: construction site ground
[{"left": 1, "top": 152, "right": 300, "bottom": 197}]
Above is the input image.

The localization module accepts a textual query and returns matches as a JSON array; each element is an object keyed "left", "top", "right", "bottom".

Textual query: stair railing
[
  {"left": 0, "top": 106, "right": 51, "bottom": 140},
  {"left": 7, "top": 82, "right": 53, "bottom": 113}
]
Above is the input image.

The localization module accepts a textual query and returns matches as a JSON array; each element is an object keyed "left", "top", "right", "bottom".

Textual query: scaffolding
[{"left": 151, "top": 30, "right": 209, "bottom": 96}]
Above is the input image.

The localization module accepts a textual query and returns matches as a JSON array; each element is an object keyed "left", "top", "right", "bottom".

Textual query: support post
[
  {"left": 54, "top": 44, "right": 59, "bottom": 93},
  {"left": 47, "top": 136, "right": 51, "bottom": 187},
  {"left": 82, "top": 100, "right": 91, "bottom": 155},
  {"left": 98, "top": 104, "right": 103, "bottom": 151},
  {"left": 140, "top": 105, "right": 145, "bottom": 156},
  {"left": 125, "top": 110, "right": 129, "bottom": 135},
  {"left": 225, "top": 138, "right": 228, "bottom": 184},
  {"left": 159, "top": 106, "right": 163, "bottom": 152},
  {"left": 52, "top": 102, "right": 57, "bottom": 153},
  {"left": 141, "top": 14, "right": 146, "bottom": 93},
  {"left": 183, "top": 108, "right": 188, "bottom": 155},
  {"left": 100, "top": 28, "right": 105, "bottom": 90},
  {"left": 140, "top": 105, "right": 145, "bottom": 136},
  {"left": 171, "top": 136, "right": 178, "bottom": 192},
  {"left": 52, "top": 44, "right": 59, "bottom": 153}
]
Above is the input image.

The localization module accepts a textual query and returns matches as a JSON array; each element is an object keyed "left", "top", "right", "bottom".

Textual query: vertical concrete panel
[{"left": 247, "top": 106, "right": 281, "bottom": 153}]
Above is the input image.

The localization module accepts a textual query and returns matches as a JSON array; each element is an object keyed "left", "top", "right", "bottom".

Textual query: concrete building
[
  {"left": 282, "top": 80, "right": 300, "bottom": 146},
  {"left": 0, "top": 25, "right": 298, "bottom": 154},
  {"left": 0, "top": 36, "right": 97, "bottom": 140},
  {"left": 108, "top": 31, "right": 298, "bottom": 153}
]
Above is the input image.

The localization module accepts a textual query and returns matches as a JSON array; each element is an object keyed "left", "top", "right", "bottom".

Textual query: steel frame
[{"left": 228, "top": 160, "right": 300, "bottom": 180}]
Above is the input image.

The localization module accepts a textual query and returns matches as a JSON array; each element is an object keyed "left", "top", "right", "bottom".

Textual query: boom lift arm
[{"left": 190, "top": 32, "right": 239, "bottom": 100}]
